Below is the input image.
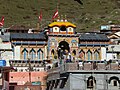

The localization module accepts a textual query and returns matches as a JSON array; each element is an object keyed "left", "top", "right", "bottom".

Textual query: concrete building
[
  {"left": 0, "top": 32, "right": 13, "bottom": 66},
  {"left": 47, "top": 62, "right": 120, "bottom": 90}
]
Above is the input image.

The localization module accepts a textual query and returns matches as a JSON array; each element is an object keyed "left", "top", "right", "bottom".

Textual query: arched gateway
[
  {"left": 47, "top": 18, "right": 79, "bottom": 60},
  {"left": 58, "top": 41, "right": 70, "bottom": 59}
]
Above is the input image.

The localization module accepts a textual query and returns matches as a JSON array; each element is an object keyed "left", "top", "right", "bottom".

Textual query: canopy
[{"left": 48, "top": 21, "right": 76, "bottom": 28}]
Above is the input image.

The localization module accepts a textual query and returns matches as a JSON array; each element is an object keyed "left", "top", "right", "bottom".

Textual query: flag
[
  {"left": 39, "top": 11, "right": 42, "bottom": 21},
  {"left": 0, "top": 16, "right": 4, "bottom": 27},
  {"left": 52, "top": 10, "right": 58, "bottom": 20}
]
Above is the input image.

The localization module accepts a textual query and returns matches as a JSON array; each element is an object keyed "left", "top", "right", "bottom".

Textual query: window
[
  {"left": 108, "top": 76, "right": 119, "bottom": 86},
  {"left": 53, "top": 27, "right": 59, "bottom": 32},
  {"left": 87, "top": 76, "right": 96, "bottom": 88},
  {"left": 55, "top": 28, "right": 57, "bottom": 30},
  {"left": 89, "top": 79, "right": 93, "bottom": 88},
  {"left": 69, "top": 27, "right": 72, "bottom": 31},
  {"left": 37, "top": 49, "right": 43, "bottom": 60},
  {"left": 94, "top": 50, "right": 99, "bottom": 60},
  {"left": 30, "top": 48, "right": 36, "bottom": 60},
  {"left": 87, "top": 50, "right": 92, "bottom": 60},
  {"left": 67, "top": 27, "right": 73, "bottom": 32},
  {"left": 113, "top": 80, "right": 117, "bottom": 86},
  {"left": 22, "top": 48, "right": 28, "bottom": 60},
  {"left": 60, "top": 26, "right": 66, "bottom": 31}
]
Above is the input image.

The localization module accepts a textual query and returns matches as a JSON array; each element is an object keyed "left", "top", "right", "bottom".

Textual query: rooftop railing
[{"left": 47, "top": 62, "right": 120, "bottom": 74}]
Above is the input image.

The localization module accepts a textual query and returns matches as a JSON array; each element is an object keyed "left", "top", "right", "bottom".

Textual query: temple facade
[
  {"left": 47, "top": 20, "right": 79, "bottom": 62},
  {"left": 0, "top": 19, "right": 111, "bottom": 68},
  {"left": 46, "top": 20, "right": 110, "bottom": 62}
]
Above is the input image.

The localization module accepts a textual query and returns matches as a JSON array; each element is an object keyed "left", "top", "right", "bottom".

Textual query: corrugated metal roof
[
  {"left": 79, "top": 33, "right": 109, "bottom": 41},
  {"left": 10, "top": 32, "right": 47, "bottom": 40},
  {"left": 0, "top": 34, "right": 10, "bottom": 42}
]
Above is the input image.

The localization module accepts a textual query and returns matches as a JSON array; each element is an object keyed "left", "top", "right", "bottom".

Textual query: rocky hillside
[{"left": 0, "top": 0, "right": 120, "bottom": 32}]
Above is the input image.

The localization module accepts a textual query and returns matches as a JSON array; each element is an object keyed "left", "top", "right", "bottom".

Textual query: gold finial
[
  {"left": 61, "top": 15, "right": 63, "bottom": 22},
  {"left": 57, "top": 15, "right": 60, "bottom": 22},
  {"left": 65, "top": 15, "right": 67, "bottom": 22}
]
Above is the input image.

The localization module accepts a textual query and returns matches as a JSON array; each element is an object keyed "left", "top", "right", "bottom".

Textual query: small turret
[{"left": 48, "top": 15, "right": 76, "bottom": 35}]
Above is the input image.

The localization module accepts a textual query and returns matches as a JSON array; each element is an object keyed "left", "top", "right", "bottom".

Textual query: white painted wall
[
  {"left": 101, "top": 47, "right": 107, "bottom": 61},
  {"left": 14, "top": 46, "right": 21, "bottom": 60},
  {"left": 106, "top": 53, "right": 117, "bottom": 61},
  {"left": 0, "top": 43, "right": 13, "bottom": 66},
  {"left": 1, "top": 51, "right": 13, "bottom": 66}
]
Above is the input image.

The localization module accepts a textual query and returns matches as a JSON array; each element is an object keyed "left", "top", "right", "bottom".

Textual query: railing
[
  {"left": 47, "top": 67, "right": 61, "bottom": 74},
  {"left": 47, "top": 62, "right": 120, "bottom": 74}
]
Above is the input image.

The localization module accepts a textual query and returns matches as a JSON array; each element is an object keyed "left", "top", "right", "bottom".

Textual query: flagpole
[
  {"left": 57, "top": 0, "right": 60, "bottom": 10},
  {"left": 57, "top": 0, "right": 60, "bottom": 17},
  {"left": 40, "top": 20, "right": 42, "bottom": 31},
  {"left": 38, "top": 10, "right": 42, "bottom": 31}
]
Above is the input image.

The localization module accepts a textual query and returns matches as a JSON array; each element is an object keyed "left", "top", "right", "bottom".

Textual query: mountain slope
[{"left": 0, "top": 0, "right": 120, "bottom": 32}]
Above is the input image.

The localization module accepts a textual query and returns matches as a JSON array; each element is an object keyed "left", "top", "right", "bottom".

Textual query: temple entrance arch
[
  {"left": 58, "top": 41, "right": 70, "bottom": 59},
  {"left": 59, "top": 41, "right": 70, "bottom": 52}
]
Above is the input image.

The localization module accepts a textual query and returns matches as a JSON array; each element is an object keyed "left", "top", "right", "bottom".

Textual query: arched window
[
  {"left": 87, "top": 50, "right": 92, "bottom": 60},
  {"left": 30, "top": 48, "right": 36, "bottom": 60},
  {"left": 37, "top": 49, "right": 43, "bottom": 60},
  {"left": 108, "top": 76, "right": 120, "bottom": 86},
  {"left": 94, "top": 50, "right": 99, "bottom": 60},
  {"left": 60, "top": 26, "right": 66, "bottom": 31},
  {"left": 22, "top": 48, "right": 28, "bottom": 60},
  {"left": 79, "top": 50, "right": 85, "bottom": 59},
  {"left": 87, "top": 76, "right": 96, "bottom": 88}
]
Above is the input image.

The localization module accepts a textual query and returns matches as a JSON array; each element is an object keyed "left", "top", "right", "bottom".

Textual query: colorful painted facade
[
  {"left": 46, "top": 20, "right": 110, "bottom": 62},
  {"left": 47, "top": 20, "right": 79, "bottom": 61},
  {"left": 0, "top": 19, "right": 111, "bottom": 90},
  {"left": 6, "top": 19, "right": 110, "bottom": 67},
  {"left": 79, "top": 33, "right": 109, "bottom": 61}
]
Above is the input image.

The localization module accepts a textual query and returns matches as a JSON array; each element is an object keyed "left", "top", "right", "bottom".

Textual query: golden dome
[{"left": 48, "top": 21, "right": 76, "bottom": 28}]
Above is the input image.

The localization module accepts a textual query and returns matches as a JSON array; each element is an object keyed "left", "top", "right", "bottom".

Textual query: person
[
  {"left": 78, "top": 61, "right": 83, "bottom": 70},
  {"left": 66, "top": 53, "right": 72, "bottom": 62}
]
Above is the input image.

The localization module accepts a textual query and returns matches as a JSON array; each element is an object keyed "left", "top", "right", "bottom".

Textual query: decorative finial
[
  {"left": 61, "top": 15, "right": 63, "bottom": 22},
  {"left": 64, "top": 15, "right": 67, "bottom": 22}
]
